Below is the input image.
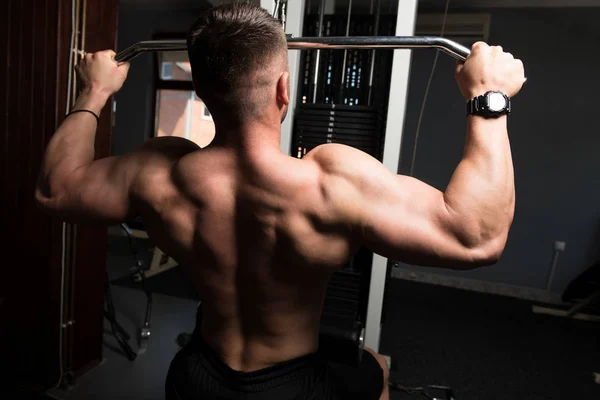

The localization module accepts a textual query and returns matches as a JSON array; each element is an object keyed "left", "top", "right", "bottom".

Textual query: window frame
[
  {"left": 153, "top": 33, "right": 193, "bottom": 91},
  {"left": 152, "top": 33, "right": 195, "bottom": 138}
]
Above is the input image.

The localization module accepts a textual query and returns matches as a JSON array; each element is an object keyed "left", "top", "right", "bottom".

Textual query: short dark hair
[{"left": 187, "top": 2, "right": 287, "bottom": 118}]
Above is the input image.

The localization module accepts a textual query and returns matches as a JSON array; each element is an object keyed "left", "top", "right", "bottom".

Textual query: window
[
  {"left": 161, "top": 62, "right": 173, "bottom": 80},
  {"left": 155, "top": 90, "right": 215, "bottom": 148},
  {"left": 154, "top": 49, "right": 215, "bottom": 148},
  {"left": 158, "top": 52, "right": 192, "bottom": 81},
  {"left": 202, "top": 104, "right": 212, "bottom": 121}
]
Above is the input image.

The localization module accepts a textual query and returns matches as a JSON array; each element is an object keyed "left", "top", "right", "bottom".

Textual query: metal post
[
  {"left": 312, "top": 0, "right": 326, "bottom": 103},
  {"left": 279, "top": 0, "right": 306, "bottom": 155},
  {"left": 367, "top": 0, "right": 382, "bottom": 106},
  {"left": 261, "top": 0, "right": 275, "bottom": 15},
  {"left": 281, "top": 0, "right": 287, "bottom": 31},
  {"left": 364, "top": 0, "right": 419, "bottom": 353},
  {"left": 339, "top": 0, "right": 353, "bottom": 104}
]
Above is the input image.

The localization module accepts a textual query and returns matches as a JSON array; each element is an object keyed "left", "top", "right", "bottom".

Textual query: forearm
[
  {"left": 444, "top": 115, "right": 515, "bottom": 249},
  {"left": 37, "top": 90, "right": 109, "bottom": 199}
]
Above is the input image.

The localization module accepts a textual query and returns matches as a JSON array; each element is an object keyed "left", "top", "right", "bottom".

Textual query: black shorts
[{"left": 165, "top": 332, "right": 384, "bottom": 400}]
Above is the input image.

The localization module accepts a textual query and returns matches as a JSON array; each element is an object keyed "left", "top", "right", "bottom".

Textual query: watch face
[{"left": 487, "top": 92, "right": 507, "bottom": 112}]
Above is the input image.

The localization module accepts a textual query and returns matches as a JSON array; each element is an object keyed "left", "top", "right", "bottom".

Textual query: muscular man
[{"left": 36, "top": 3, "right": 524, "bottom": 400}]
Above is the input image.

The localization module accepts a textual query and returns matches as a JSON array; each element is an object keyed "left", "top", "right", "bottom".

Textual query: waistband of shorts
[{"left": 190, "top": 330, "right": 324, "bottom": 393}]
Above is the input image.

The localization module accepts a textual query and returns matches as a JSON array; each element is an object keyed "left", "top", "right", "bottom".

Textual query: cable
[
  {"left": 48, "top": 0, "right": 76, "bottom": 392},
  {"left": 389, "top": 381, "right": 433, "bottom": 399},
  {"left": 389, "top": 380, "right": 457, "bottom": 400},
  {"left": 409, "top": 0, "right": 451, "bottom": 177}
]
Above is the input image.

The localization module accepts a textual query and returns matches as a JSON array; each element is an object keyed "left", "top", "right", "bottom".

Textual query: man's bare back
[{"left": 137, "top": 140, "right": 361, "bottom": 371}]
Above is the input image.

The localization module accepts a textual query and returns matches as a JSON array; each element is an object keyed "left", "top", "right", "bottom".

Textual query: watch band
[
  {"left": 466, "top": 91, "right": 511, "bottom": 117},
  {"left": 466, "top": 95, "right": 485, "bottom": 115}
]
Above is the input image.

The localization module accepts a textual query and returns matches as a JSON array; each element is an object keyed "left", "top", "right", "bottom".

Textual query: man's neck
[{"left": 212, "top": 116, "right": 282, "bottom": 155}]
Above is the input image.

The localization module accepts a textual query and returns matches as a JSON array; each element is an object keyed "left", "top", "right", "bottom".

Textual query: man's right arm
[{"left": 309, "top": 42, "right": 524, "bottom": 270}]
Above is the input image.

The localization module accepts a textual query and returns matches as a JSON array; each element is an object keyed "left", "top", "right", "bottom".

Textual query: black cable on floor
[{"left": 389, "top": 380, "right": 455, "bottom": 400}]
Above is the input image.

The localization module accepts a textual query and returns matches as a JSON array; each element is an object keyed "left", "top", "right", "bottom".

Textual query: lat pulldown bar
[{"left": 114, "top": 35, "right": 472, "bottom": 63}]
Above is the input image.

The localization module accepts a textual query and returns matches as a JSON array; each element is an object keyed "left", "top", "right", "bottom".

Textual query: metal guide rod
[
  {"left": 272, "top": 0, "right": 288, "bottom": 31},
  {"left": 312, "top": 0, "right": 327, "bottom": 104},
  {"left": 367, "top": 0, "right": 382, "bottom": 106},
  {"left": 114, "top": 36, "right": 472, "bottom": 63},
  {"left": 339, "top": 0, "right": 353, "bottom": 104}
]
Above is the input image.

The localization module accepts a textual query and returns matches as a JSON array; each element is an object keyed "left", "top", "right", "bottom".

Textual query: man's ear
[{"left": 276, "top": 71, "right": 290, "bottom": 108}]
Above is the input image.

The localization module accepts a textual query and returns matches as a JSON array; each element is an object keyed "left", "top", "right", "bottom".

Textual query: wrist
[
  {"left": 468, "top": 114, "right": 507, "bottom": 125},
  {"left": 73, "top": 88, "right": 111, "bottom": 115},
  {"left": 464, "top": 86, "right": 498, "bottom": 101}
]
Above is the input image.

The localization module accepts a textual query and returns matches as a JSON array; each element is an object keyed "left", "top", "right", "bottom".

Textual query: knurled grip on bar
[{"left": 114, "top": 36, "right": 471, "bottom": 63}]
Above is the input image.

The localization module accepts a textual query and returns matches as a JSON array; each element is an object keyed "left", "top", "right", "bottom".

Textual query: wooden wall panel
[
  {"left": 0, "top": 0, "right": 119, "bottom": 393},
  {"left": 0, "top": 0, "right": 63, "bottom": 392}
]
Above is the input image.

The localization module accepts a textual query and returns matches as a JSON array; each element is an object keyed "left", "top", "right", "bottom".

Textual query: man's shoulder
[
  {"left": 129, "top": 137, "right": 201, "bottom": 202},
  {"left": 138, "top": 136, "right": 201, "bottom": 161},
  {"left": 304, "top": 143, "right": 380, "bottom": 183},
  {"left": 303, "top": 143, "right": 366, "bottom": 172}
]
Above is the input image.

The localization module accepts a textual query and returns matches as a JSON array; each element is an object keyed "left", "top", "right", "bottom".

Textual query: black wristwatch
[{"left": 466, "top": 91, "right": 511, "bottom": 118}]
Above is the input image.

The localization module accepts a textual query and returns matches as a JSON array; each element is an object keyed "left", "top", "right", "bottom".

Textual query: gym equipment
[
  {"left": 319, "top": 315, "right": 365, "bottom": 367},
  {"left": 103, "top": 223, "right": 154, "bottom": 360},
  {"left": 114, "top": 35, "right": 471, "bottom": 64},
  {"left": 272, "top": 0, "right": 288, "bottom": 31}
]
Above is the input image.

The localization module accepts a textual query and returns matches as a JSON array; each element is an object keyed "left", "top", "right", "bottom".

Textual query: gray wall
[
  {"left": 396, "top": 7, "right": 600, "bottom": 294},
  {"left": 113, "top": 1, "right": 213, "bottom": 155}
]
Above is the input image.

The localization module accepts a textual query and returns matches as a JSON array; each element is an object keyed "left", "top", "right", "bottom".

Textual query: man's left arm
[{"left": 36, "top": 50, "right": 138, "bottom": 223}]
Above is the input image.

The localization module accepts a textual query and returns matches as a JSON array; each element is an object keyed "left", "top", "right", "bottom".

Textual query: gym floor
[{"left": 47, "top": 235, "right": 599, "bottom": 400}]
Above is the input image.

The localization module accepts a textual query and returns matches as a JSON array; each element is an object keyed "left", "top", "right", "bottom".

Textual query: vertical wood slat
[
  {"left": 0, "top": 7, "right": 12, "bottom": 382},
  {"left": 46, "top": 0, "right": 65, "bottom": 386},
  {"left": 17, "top": 0, "right": 33, "bottom": 287},
  {"left": 0, "top": 0, "right": 11, "bottom": 260},
  {"left": 47, "top": 2, "right": 65, "bottom": 386},
  {"left": 34, "top": 0, "right": 59, "bottom": 379},
  {"left": 55, "top": 0, "right": 73, "bottom": 382},
  {"left": 18, "top": 0, "right": 40, "bottom": 378},
  {"left": 6, "top": 0, "right": 23, "bottom": 270}
]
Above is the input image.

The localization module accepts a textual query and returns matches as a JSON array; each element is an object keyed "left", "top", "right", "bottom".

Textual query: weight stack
[{"left": 292, "top": 103, "right": 386, "bottom": 161}]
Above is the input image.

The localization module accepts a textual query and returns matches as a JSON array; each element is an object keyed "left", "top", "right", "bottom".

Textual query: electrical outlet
[{"left": 554, "top": 241, "right": 566, "bottom": 251}]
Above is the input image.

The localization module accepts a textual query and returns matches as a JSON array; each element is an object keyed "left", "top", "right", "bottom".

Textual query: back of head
[{"left": 187, "top": 2, "right": 287, "bottom": 120}]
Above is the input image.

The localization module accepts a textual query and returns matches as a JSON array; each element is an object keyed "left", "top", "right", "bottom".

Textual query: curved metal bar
[
  {"left": 114, "top": 36, "right": 471, "bottom": 63},
  {"left": 115, "top": 40, "right": 187, "bottom": 63},
  {"left": 287, "top": 36, "right": 471, "bottom": 61}
]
